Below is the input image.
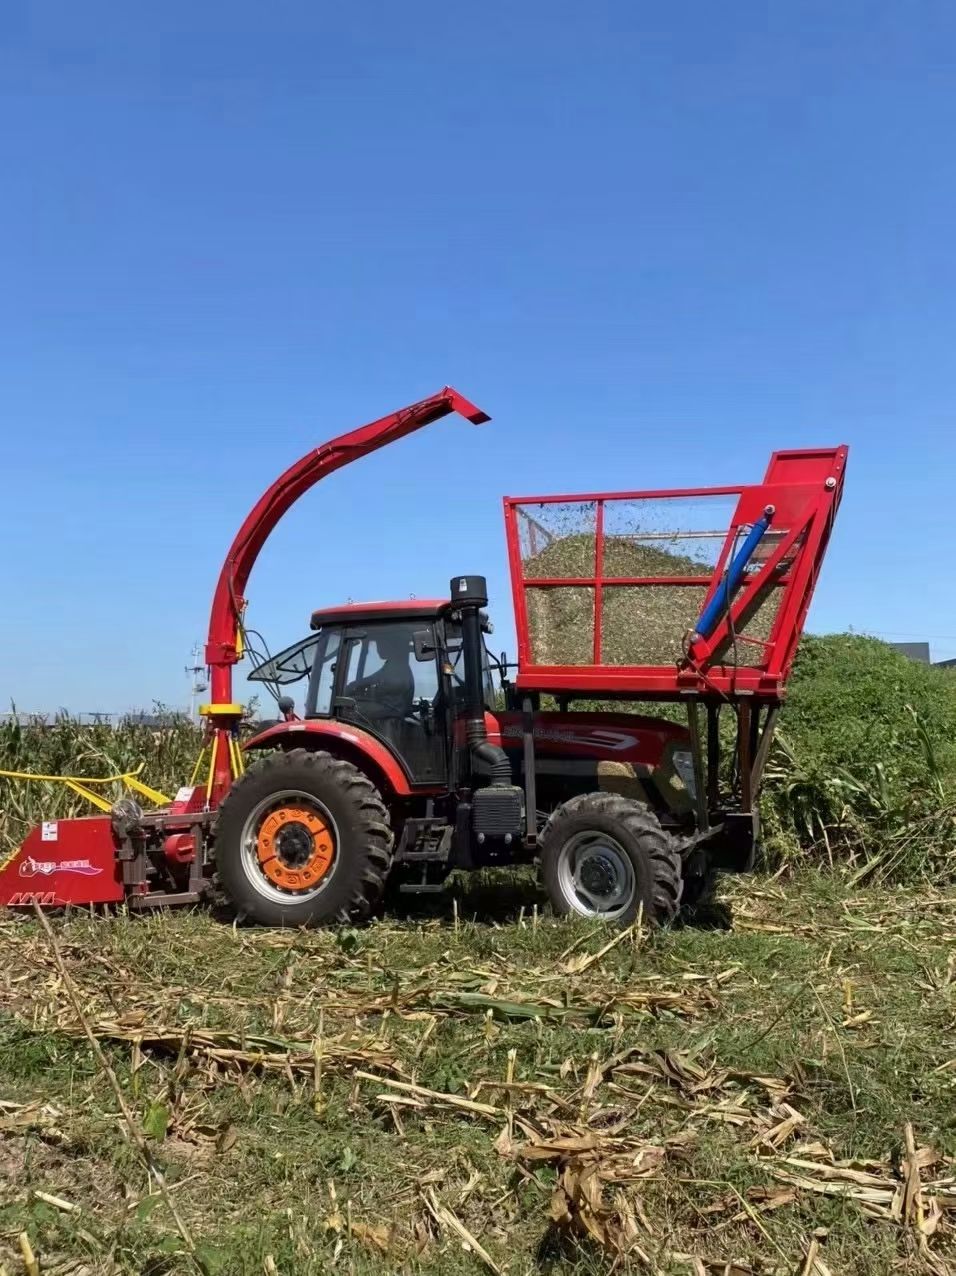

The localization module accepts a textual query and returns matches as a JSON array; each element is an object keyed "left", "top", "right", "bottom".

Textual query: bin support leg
[
  {"left": 685, "top": 699, "right": 709, "bottom": 832},
  {"left": 706, "top": 702, "right": 721, "bottom": 811},
  {"left": 522, "top": 696, "right": 537, "bottom": 843},
  {"left": 738, "top": 699, "right": 754, "bottom": 812}
]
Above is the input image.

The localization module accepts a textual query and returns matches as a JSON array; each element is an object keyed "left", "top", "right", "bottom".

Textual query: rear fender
[{"left": 243, "top": 720, "right": 436, "bottom": 799}]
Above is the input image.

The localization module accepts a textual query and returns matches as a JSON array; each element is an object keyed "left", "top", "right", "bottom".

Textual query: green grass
[{"left": 1, "top": 871, "right": 954, "bottom": 1274}]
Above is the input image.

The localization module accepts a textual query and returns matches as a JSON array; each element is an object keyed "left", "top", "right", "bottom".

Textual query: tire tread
[
  {"left": 539, "top": 791, "right": 682, "bottom": 925},
  {"left": 215, "top": 748, "right": 392, "bottom": 926}
]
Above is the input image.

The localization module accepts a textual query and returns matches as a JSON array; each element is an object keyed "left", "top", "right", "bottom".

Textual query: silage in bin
[
  {"left": 524, "top": 534, "right": 708, "bottom": 667},
  {"left": 520, "top": 515, "right": 783, "bottom": 669},
  {"left": 526, "top": 584, "right": 596, "bottom": 665},
  {"left": 720, "top": 585, "right": 783, "bottom": 667}
]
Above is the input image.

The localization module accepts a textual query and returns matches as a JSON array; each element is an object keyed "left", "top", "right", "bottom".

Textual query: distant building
[
  {"left": 884, "top": 642, "right": 956, "bottom": 668},
  {"left": 125, "top": 712, "right": 191, "bottom": 729},
  {"left": 889, "top": 642, "right": 931, "bottom": 664},
  {"left": 0, "top": 711, "right": 115, "bottom": 727}
]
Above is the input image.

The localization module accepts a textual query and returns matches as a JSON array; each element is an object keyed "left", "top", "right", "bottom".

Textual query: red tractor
[
  {"left": 0, "top": 389, "right": 847, "bottom": 926},
  {"left": 224, "top": 591, "right": 696, "bottom": 925}
]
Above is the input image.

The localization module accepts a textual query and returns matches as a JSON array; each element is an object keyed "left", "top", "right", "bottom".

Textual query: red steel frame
[
  {"left": 203, "top": 387, "right": 489, "bottom": 802},
  {"left": 0, "top": 388, "right": 490, "bottom": 912},
  {"left": 504, "top": 446, "right": 848, "bottom": 702}
]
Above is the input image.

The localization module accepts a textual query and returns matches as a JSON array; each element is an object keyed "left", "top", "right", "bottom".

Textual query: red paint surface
[
  {"left": 488, "top": 710, "right": 687, "bottom": 769},
  {"left": 243, "top": 719, "right": 430, "bottom": 796},
  {"left": 0, "top": 817, "right": 125, "bottom": 907},
  {"left": 504, "top": 445, "right": 847, "bottom": 701},
  {"left": 310, "top": 599, "right": 447, "bottom": 626}
]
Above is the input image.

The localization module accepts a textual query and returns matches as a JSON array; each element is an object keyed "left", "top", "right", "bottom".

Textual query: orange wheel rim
[{"left": 256, "top": 804, "right": 335, "bottom": 892}]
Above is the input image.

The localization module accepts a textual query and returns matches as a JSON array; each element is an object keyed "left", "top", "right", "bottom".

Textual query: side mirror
[
  {"left": 413, "top": 629, "right": 438, "bottom": 662},
  {"left": 277, "top": 695, "right": 296, "bottom": 721}
]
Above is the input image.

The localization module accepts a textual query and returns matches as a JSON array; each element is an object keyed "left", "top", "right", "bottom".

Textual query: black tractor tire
[
  {"left": 214, "top": 749, "right": 393, "bottom": 927},
  {"left": 539, "top": 792, "right": 682, "bottom": 926}
]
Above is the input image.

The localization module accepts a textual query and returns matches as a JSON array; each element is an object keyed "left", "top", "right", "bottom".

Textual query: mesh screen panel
[
  {"left": 517, "top": 493, "right": 747, "bottom": 667},
  {"left": 526, "top": 587, "right": 595, "bottom": 665},
  {"left": 517, "top": 503, "right": 597, "bottom": 578},
  {"left": 513, "top": 494, "right": 794, "bottom": 670},
  {"left": 601, "top": 496, "right": 738, "bottom": 576},
  {"left": 600, "top": 585, "right": 709, "bottom": 665}
]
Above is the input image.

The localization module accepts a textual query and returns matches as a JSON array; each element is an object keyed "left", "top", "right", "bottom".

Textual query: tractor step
[
  {"left": 394, "top": 819, "right": 453, "bottom": 865},
  {"left": 397, "top": 882, "right": 448, "bottom": 894}
]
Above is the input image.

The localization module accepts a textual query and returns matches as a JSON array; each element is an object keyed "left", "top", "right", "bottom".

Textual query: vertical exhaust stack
[{"left": 451, "top": 575, "right": 512, "bottom": 787}]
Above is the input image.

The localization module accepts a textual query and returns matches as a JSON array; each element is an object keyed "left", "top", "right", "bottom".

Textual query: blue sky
[{"left": 3, "top": 2, "right": 956, "bottom": 714}]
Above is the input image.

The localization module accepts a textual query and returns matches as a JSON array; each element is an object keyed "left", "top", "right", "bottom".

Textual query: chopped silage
[{"left": 522, "top": 533, "right": 779, "bottom": 668}]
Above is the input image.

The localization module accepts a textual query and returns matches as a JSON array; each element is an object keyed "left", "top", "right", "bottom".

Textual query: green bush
[{"left": 764, "top": 635, "right": 956, "bottom": 881}]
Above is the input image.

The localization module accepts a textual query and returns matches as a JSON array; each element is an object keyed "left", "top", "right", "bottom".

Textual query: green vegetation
[
  {"left": 0, "top": 712, "right": 199, "bottom": 856},
  {"left": 763, "top": 635, "right": 956, "bottom": 883}
]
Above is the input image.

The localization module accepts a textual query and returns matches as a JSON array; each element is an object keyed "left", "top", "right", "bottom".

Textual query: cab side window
[{"left": 342, "top": 623, "right": 417, "bottom": 721}]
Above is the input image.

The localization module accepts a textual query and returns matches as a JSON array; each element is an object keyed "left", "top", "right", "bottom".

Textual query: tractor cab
[{"left": 249, "top": 598, "right": 499, "bottom": 788}]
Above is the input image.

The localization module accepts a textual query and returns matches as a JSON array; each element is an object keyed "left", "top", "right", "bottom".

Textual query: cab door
[{"left": 337, "top": 621, "right": 447, "bottom": 786}]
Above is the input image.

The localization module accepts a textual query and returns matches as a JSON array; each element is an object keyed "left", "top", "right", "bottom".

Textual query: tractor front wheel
[
  {"left": 539, "top": 792, "right": 682, "bottom": 926},
  {"left": 214, "top": 750, "right": 393, "bottom": 927}
]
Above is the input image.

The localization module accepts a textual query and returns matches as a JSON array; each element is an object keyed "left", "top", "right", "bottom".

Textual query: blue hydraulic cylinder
[{"left": 694, "top": 508, "right": 774, "bottom": 641}]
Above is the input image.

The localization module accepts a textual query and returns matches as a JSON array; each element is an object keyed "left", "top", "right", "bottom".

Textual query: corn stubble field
[{"left": 2, "top": 635, "right": 956, "bottom": 1275}]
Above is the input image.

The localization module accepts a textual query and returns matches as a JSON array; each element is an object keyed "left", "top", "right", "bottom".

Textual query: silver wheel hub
[{"left": 556, "top": 831, "right": 636, "bottom": 919}]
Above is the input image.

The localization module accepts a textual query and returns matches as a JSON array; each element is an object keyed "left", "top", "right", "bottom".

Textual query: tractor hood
[{"left": 487, "top": 710, "right": 688, "bottom": 770}]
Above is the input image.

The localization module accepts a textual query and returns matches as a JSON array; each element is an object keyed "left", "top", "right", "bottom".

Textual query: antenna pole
[{"left": 185, "top": 643, "right": 208, "bottom": 723}]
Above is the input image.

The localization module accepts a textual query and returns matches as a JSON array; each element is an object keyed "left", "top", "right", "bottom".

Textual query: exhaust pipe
[{"left": 450, "top": 575, "right": 512, "bottom": 787}]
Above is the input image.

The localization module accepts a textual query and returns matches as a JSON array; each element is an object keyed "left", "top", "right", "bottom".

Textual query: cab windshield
[{"left": 248, "top": 629, "right": 340, "bottom": 716}]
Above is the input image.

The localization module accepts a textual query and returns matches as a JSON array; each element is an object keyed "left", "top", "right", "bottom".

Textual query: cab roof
[{"left": 309, "top": 600, "right": 447, "bottom": 630}]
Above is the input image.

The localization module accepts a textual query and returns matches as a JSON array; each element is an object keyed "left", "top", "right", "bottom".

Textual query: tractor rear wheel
[
  {"left": 539, "top": 792, "right": 682, "bottom": 926},
  {"left": 214, "top": 749, "right": 393, "bottom": 927}
]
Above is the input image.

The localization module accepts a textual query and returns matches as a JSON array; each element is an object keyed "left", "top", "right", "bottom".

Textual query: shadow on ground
[
  {"left": 385, "top": 867, "right": 547, "bottom": 925},
  {"left": 386, "top": 867, "right": 736, "bottom": 930}
]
